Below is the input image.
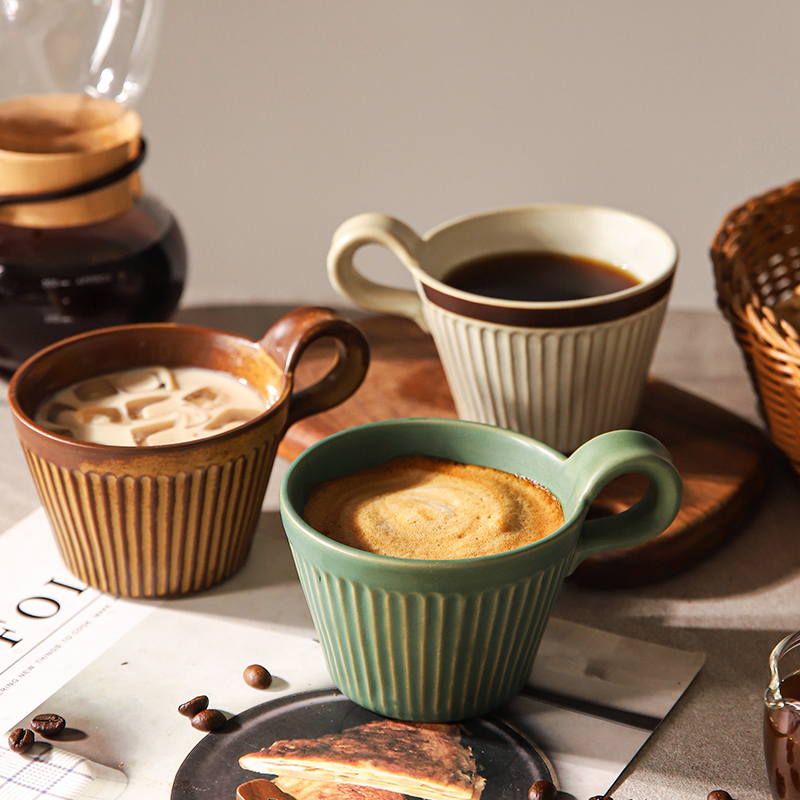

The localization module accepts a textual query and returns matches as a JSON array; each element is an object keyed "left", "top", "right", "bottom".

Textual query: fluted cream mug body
[
  {"left": 280, "top": 417, "right": 683, "bottom": 722},
  {"left": 327, "top": 205, "right": 678, "bottom": 453}
]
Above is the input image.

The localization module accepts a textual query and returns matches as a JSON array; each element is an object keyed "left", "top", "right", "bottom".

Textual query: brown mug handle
[{"left": 260, "top": 307, "right": 370, "bottom": 429}]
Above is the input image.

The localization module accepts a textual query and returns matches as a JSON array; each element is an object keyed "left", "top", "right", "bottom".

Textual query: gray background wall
[{"left": 135, "top": 1, "right": 800, "bottom": 312}]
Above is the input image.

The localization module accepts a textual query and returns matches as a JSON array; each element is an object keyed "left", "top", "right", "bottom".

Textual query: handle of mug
[
  {"left": 327, "top": 213, "right": 430, "bottom": 333},
  {"left": 260, "top": 307, "right": 370, "bottom": 429},
  {"left": 562, "top": 430, "right": 683, "bottom": 574}
]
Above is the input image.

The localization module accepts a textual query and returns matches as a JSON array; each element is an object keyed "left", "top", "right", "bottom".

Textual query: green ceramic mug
[{"left": 280, "top": 417, "right": 682, "bottom": 722}]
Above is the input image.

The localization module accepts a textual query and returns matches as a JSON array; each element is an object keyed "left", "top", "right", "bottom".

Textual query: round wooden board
[{"left": 280, "top": 314, "right": 773, "bottom": 587}]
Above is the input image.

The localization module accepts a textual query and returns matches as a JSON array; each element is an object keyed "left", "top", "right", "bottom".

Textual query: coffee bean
[
  {"left": 30, "top": 713, "right": 65, "bottom": 738},
  {"left": 708, "top": 792, "right": 733, "bottom": 800},
  {"left": 528, "top": 779, "right": 557, "bottom": 800},
  {"left": 191, "top": 709, "right": 226, "bottom": 732},
  {"left": 8, "top": 728, "right": 34, "bottom": 754},
  {"left": 178, "top": 695, "right": 209, "bottom": 718},
  {"left": 243, "top": 664, "right": 272, "bottom": 689}
]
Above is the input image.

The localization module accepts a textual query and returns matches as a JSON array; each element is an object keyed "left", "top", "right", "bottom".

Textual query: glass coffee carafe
[{"left": 0, "top": 1, "right": 186, "bottom": 372}]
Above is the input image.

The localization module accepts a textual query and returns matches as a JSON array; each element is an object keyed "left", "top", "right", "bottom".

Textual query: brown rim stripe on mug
[{"left": 422, "top": 272, "right": 674, "bottom": 327}]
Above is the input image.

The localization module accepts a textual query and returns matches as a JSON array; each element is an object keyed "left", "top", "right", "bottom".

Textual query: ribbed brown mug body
[{"left": 8, "top": 308, "right": 369, "bottom": 598}]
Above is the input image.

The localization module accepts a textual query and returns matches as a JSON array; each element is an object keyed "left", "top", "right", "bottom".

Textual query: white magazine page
[
  {"left": 0, "top": 509, "right": 158, "bottom": 735},
  {"left": 0, "top": 508, "right": 704, "bottom": 799}
]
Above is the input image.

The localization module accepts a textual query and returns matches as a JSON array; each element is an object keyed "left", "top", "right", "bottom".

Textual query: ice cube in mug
[
  {"left": 73, "top": 377, "right": 118, "bottom": 402},
  {"left": 43, "top": 401, "right": 75, "bottom": 425},
  {"left": 131, "top": 417, "right": 179, "bottom": 446},
  {"left": 205, "top": 408, "right": 260, "bottom": 431},
  {"left": 115, "top": 367, "right": 178, "bottom": 394},
  {"left": 183, "top": 387, "right": 222, "bottom": 409},
  {"left": 75, "top": 406, "right": 124, "bottom": 425},
  {"left": 180, "top": 405, "right": 211, "bottom": 428},
  {"left": 125, "top": 395, "right": 168, "bottom": 420}
]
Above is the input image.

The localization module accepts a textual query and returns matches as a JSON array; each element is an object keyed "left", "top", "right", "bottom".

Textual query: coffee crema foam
[
  {"left": 303, "top": 455, "right": 565, "bottom": 560},
  {"left": 35, "top": 366, "right": 273, "bottom": 446}
]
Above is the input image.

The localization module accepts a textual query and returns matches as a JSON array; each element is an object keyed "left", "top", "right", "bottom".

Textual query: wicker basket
[{"left": 712, "top": 179, "right": 800, "bottom": 476}]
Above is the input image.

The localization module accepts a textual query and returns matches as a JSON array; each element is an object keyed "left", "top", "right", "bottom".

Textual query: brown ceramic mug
[{"left": 8, "top": 307, "right": 369, "bottom": 598}]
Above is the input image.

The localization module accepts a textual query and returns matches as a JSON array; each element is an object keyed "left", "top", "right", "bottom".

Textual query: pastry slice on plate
[
  {"left": 275, "top": 775, "right": 404, "bottom": 799},
  {"left": 239, "top": 719, "right": 485, "bottom": 800},
  {"left": 236, "top": 777, "right": 400, "bottom": 800}
]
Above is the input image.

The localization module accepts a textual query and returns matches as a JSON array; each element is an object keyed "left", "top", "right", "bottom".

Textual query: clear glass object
[
  {"left": 0, "top": 0, "right": 163, "bottom": 106},
  {"left": 0, "top": 0, "right": 184, "bottom": 372},
  {"left": 0, "top": 194, "right": 186, "bottom": 372},
  {"left": 765, "top": 631, "right": 800, "bottom": 799}
]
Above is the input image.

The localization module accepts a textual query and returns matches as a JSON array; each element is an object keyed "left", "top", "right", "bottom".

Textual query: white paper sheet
[
  {"left": 0, "top": 508, "right": 706, "bottom": 799},
  {"left": 0, "top": 509, "right": 157, "bottom": 737},
  {"left": 0, "top": 742, "right": 127, "bottom": 799}
]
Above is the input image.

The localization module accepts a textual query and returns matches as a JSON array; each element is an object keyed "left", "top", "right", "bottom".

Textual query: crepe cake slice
[
  {"left": 237, "top": 778, "right": 294, "bottom": 800},
  {"left": 238, "top": 718, "right": 485, "bottom": 800},
  {"left": 275, "top": 775, "right": 405, "bottom": 799},
  {"left": 236, "top": 777, "right": 400, "bottom": 800}
]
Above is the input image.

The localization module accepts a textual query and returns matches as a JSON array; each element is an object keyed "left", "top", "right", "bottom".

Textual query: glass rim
[{"left": 766, "top": 630, "right": 800, "bottom": 709}]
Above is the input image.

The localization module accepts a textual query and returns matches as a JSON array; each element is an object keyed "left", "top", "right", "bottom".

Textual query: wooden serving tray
[{"left": 280, "top": 314, "right": 772, "bottom": 587}]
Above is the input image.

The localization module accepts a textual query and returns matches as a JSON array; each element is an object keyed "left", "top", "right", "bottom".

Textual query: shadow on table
[
  {"left": 164, "top": 508, "right": 316, "bottom": 634},
  {"left": 555, "top": 460, "right": 800, "bottom": 654},
  {"left": 609, "top": 457, "right": 800, "bottom": 602},
  {"left": 182, "top": 303, "right": 798, "bottom": 605},
  {"left": 174, "top": 303, "right": 362, "bottom": 338},
  {"left": 174, "top": 304, "right": 295, "bottom": 338},
  {"left": 161, "top": 303, "right": 356, "bottom": 628},
  {"left": 611, "top": 624, "right": 777, "bottom": 800}
]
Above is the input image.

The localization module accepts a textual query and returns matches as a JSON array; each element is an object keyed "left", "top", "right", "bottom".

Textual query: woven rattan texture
[{"left": 712, "top": 180, "right": 800, "bottom": 476}]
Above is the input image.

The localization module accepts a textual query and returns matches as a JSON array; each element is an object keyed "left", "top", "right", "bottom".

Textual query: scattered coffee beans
[
  {"left": 243, "top": 664, "right": 272, "bottom": 689},
  {"left": 528, "top": 779, "right": 557, "bottom": 800},
  {"left": 191, "top": 708, "right": 226, "bottom": 732},
  {"left": 8, "top": 728, "right": 34, "bottom": 754},
  {"left": 178, "top": 695, "right": 209, "bottom": 718},
  {"left": 30, "top": 713, "right": 65, "bottom": 738},
  {"left": 708, "top": 792, "right": 733, "bottom": 800}
]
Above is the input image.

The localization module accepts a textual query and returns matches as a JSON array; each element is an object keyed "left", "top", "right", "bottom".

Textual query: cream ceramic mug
[{"left": 328, "top": 204, "right": 678, "bottom": 453}]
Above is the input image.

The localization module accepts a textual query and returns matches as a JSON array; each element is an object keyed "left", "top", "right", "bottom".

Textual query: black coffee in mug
[{"left": 442, "top": 251, "right": 641, "bottom": 302}]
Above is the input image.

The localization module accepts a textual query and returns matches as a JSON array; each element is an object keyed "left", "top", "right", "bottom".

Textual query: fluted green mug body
[{"left": 280, "top": 418, "right": 681, "bottom": 721}]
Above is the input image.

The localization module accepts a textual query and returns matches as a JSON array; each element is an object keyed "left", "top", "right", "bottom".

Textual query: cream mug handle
[{"left": 327, "top": 213, "right": 430, "bottom": 333}]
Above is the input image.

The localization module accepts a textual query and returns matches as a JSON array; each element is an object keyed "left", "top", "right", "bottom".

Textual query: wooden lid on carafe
[{"left": 0, "top": 93, "right": 142, "bottom": 228}]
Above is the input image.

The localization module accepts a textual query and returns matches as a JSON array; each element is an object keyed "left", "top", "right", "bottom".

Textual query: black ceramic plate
[{"left": 171, "top": 689, "right": 553, "bottom": 799}]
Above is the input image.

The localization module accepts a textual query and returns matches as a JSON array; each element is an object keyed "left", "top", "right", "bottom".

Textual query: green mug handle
[{"left": 561, "top": 429, "right": 683, "bottom": 574}]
